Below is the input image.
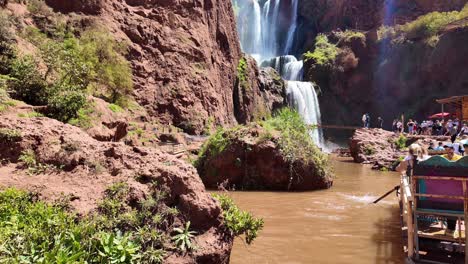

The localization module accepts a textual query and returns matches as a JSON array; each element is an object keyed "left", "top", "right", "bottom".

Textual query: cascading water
[
  {"left": 283, "top": 0, "right": 298, "bottom": 54},
  {"left": 234, "top": 0, "right": 325, "bottom": 149},
  {"left": 286, "top": 81, "right": 324, "bottom": 147}
]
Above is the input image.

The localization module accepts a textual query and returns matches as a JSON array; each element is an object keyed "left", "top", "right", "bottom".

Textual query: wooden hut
[{"left": 436, "top": 95, "right": 468, "bottom": 121}]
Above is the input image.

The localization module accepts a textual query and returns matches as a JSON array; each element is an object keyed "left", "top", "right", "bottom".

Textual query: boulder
[{"left": 196, "top": 124, "right": 333, "bottom": 191}]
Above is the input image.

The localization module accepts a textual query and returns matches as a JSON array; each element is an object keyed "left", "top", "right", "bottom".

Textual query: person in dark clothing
[
  {"left": 428, "top": 142, "right": 435, "bottom": 150},
  {"left": 450, "top": 125, "right": 458, "bottom": 143},
  {"left": 365, "top": 113, "right": 371, "bottom": 128}
]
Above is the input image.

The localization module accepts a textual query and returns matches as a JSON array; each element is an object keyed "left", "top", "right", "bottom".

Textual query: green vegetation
[
  {"left": 18, "top": 149, "right": 48, "bottom": 175},
  {"left": 68, "top": 105, "right": 94, "bottom": 129},
  {"left": 195, "top": 127, "right": 232, "bottom": 167},
  {"left": 363, "top": 145, "right": 375, "bottom": 156},
  {"left": 0, "top": 128, "right": 21, "bottom": 142},
  {"left": 213, "top": 194, "right": 264, "bottom": 244},
  {"left": 303, "top": 34, "right": 339, "bottom": 67},
  {"left": 394, "top": 134, "right": 407, "bottom": 150},
  {"left": 18, "top": 111, "right": 44, "bottom": 118},
  {"left": 377, "top": 4, "right": 468, "bottom": 45},
  {"left": 195, "top": 108, "right": 331, "bottom": 179},
  {"left": 109, "top": 103, "right": 124, "bottom": 113},
  {"left": 237, "top": 57, "right": 250, "bottom": 90},
  {"left": 260, "top": 109, "right": 329, "bottom": 176},
  {"left": 172, "top": 221, "right": 196, "bottom": 251},
  {"left": 0, "top": 182, "right": 207, "bottom": 263},
  {"left": 335, "top": 30, "right": 366, "bottom": 43},
  {"left": 0, "top": 6, "right": 133, "bottom": 123}
]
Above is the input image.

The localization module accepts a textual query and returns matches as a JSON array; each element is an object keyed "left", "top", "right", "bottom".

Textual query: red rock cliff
[{"left": 46, "top": 0, "right": 242, "bottom": 134}]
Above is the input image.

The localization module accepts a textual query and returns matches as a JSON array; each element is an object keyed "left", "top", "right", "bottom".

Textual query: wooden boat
[{"left": 399, "top": 156, "right": 468, "bottom": 263}]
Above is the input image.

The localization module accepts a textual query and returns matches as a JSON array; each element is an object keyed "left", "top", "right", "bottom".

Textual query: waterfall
[
  {"left": 234, "top": 0, "right": 326, "bottom": 149},
  {"left": 286, "top": 81, "right": 324, "bottom": 147},
  {"left": 237, "top": 0, "right": 262, "bottom": 57},
  {"left": 283, "top": 0, "right": 298, "bottom": 54}
]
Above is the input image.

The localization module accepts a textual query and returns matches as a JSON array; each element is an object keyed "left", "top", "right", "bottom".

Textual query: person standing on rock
[
  {"left": 377, "top": 117, "right": 384, "bottom": 129},
  {"left": 396, "top": 120, "right": 403, "bottom": 134},
  {"left": 362, "top": 113, "right": 367, "bottom": 128},
  {"left": 407, "top": 119, "right": 415, "bottom": 135},
  {"left": 366, "top": 113, "right": 371, "bottom": 128}
]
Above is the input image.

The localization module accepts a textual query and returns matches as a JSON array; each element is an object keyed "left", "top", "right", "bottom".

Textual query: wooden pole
[
  {"left": 464, "top": 181, "right": 468, "bottom": 264},
  {"left": 407, "top": 200, "right": 414, "bottom": 258},
  {"left": 442, "top": 104, "right": 445, "bottom": 122},
  {"left": 403, "top": 176, "right": 414, "bottom": 258}
]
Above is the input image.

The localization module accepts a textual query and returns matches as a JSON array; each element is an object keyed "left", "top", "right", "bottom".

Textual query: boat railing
[{"left": 401, "top": 156, "right": 468, "bottom": 263}]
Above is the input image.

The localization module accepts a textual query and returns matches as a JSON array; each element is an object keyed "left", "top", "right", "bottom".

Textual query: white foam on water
[{"left": 339, "top": 193, "right": 394, "bottom": 206}]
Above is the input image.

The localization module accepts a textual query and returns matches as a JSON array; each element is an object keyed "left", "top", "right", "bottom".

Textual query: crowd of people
[
  {"left": 361, "top": 113, "right": 468, "bottom": 144},
  {"left": 390, "top": 118, "right": 468, "bottom": 140}
]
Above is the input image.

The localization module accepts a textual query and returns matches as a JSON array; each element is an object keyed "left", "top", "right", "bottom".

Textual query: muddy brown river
[{"left": 229, "top": 157, "right": 405, "bottom": 264}]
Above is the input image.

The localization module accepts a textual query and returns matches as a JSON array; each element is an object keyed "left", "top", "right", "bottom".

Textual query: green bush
[
  {"left": 18, "top": 149, "right": 48, "bottom": 174},
  {"left": 47, "top": 88, "right": 87, "bottom": 122},
  {"left": 4, "top": 21, "right": 133, "bottom": 122},
  {"left": 8, "top": 55, "right": 47, "bottom": 105},
  {"left": 303, "top": 34, "right": 339, "bottom": 67},
  {"left": 0, "top": 128, "right": 21, "bottom": 142},
  {"left": 213, "top": 194, "right": 264, "bottom": 244},
  {"left": 394, "top": 134, "right": 407, "bottom": 150},
  {"left": 68, "top": 104, "right": 94, "bottom": 129},
  {"left": 401, "top": 10, "right": 464, "bottom": 38},
  {"left": 260, "top": 108, "right": 330, "bottom": 178},
  {"left": 0, "top": 183, "right": 201, "bottom": 263},
  {"left": 363, "top": 145, "right": 375, "bottom": 156},
  {"left": 0, "top": 11, "right": 16, "bottom": 75},
  {"left": 237, "top": 57, "right": 249, "bottom": 90},
  {"left": 377, "top": 4, "right": 468, "bottom": 44},
  {"left": 335, "top": 30, "right": 366, "bottom": 43},
  {"left": 80, "top": 28, "right": 133, "bottom": 105},
  {"left": 109, "top": 103, "right": 124, "bottom": 113},
  {"left": 0, "top": 188, "right": 143, "bottom": 263},
  {"left": 195, "top": 109, "right": 331, "bottom": 179}
]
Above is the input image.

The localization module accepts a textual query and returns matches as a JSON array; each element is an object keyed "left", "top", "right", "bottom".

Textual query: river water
[{"left": 229, "top": 157, "right": 405, "bottom": 264}]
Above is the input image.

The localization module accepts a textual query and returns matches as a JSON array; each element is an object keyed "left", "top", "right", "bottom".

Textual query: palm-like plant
[{"left": 172, "top": 221, "right": 196, "bottom": 252}]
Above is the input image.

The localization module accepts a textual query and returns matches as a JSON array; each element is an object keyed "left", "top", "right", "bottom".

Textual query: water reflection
[{"left": 229, "top": 157, "right": 405, "bottom": 263}]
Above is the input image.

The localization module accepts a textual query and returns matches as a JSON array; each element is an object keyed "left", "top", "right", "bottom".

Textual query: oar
[{"left": 372, "top": 185, "right": 400, "bottom": 204}]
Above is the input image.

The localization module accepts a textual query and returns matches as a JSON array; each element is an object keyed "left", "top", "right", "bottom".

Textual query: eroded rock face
[
  {"left": 349, "top": 128, "right": 405, "bottom": 170},
  {"left": 42, "top": 0, "right": 242, "bottom": 135},
  {"left": 44, "top": 0, "right": 103, "bottom": 14},
  {"left": 0, "top": 116, "right": 232, "bottom": 263},
  {"left": 233, "top": 56, "right": 286, "bottom": 123},
  {"left": 197, "top": 125, "right": 333, "bottom": 191},
  {"left": 107, "top": 0, "right": 242, "bottom": 134}
]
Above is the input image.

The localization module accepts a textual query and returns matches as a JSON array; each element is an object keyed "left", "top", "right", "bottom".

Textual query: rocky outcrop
[
  {"left": 349, "top": 128, "right": 450, "bottom": 170},
  {"left": 44, "top": 0, "right": 103, "bottom": 14},
  {"left": 107, "top": 0, "right": 242, "bottom": 134},
  {"left": 196, "top": 124, "right": 333, "bottom": 191},
  {"left": 349, "top": 128, "right": 406, "bottom": 170},
  {"left": 233, "top": 56, "right": 287, "bottom": 123},
  {"left": 0, "top": 116, "right": 232, "bottom": 263}
]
